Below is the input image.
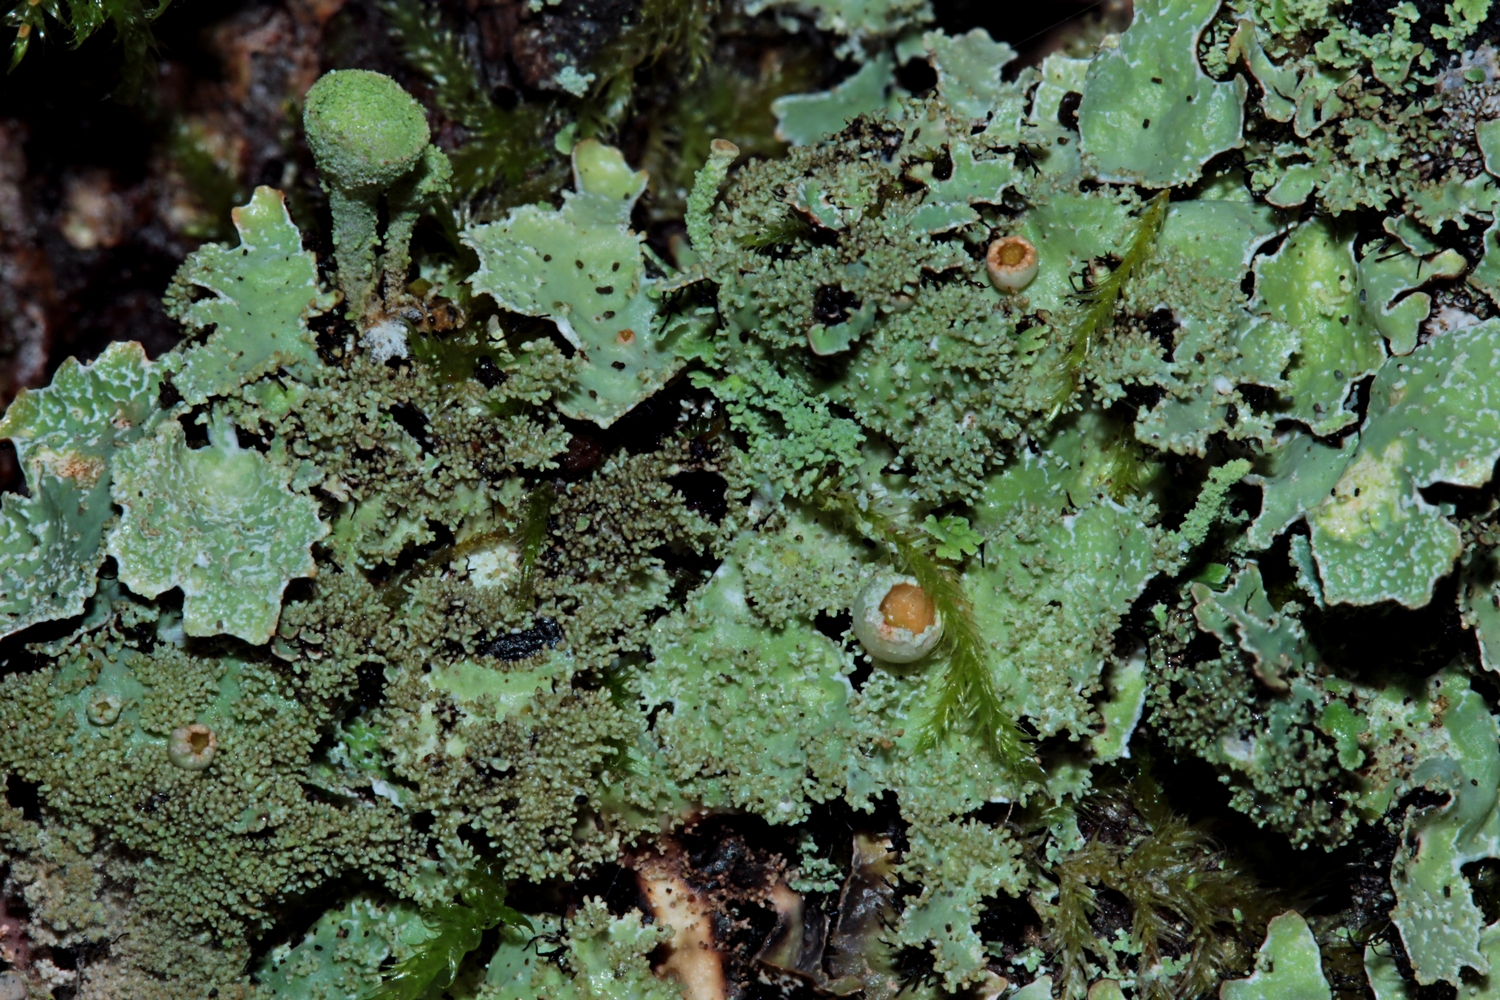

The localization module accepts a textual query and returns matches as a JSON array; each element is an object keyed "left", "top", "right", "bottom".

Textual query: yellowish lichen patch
[
  {"left": 1312, "top": 440, "right": 1406, "bottom": 542},
  {"left": 34, "top": 448, "right": 105, "bottom": 488}
]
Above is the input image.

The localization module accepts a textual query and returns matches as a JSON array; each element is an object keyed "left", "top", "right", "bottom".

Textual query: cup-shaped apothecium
[
  {"left": 986, "top": 235, "right": 1039, "bottom": 292},
  {"left": 852, "top": 573, "right": 945, "bottom": 664}
]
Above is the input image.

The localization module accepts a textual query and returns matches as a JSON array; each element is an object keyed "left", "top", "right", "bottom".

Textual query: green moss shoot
[
  {"left": 1047, "top": 191, "right": 1170, "bottom": 420},
  {"left": 379, "top": 0, "right": 559, "bottom": 202},
  {"left": 515, "top": 480, "right": 553, "bottom": 607},
  {"left": 821, "top": 490, "right": 1038, "bottom": 777},
  {"left": 737, "top": 211, "right": 815, "bottom": 249},
  {"left": 364, "top": 868, "right": 527, "bottom": 1000},
  {"left": 1040, "top": 773, "right": 1278, "bottom": 999}
]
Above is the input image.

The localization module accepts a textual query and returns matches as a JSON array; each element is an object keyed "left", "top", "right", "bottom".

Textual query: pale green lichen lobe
[{"left": 107, "top": 417, "right": 327, "bottom": 644}]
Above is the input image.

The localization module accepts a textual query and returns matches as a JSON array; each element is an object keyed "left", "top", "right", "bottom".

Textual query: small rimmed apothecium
[
  {"left": 852, "top": 574, "right": 944, "bottom": 663},
  {"left": 167, "top": 724, "right": 218, "bottom": 771},
  {"left": 85, "top": 691, "right": 123, "bottom": 726},
  {"left": 986, "top": 235, "right": 1039, "bottom": 292}
]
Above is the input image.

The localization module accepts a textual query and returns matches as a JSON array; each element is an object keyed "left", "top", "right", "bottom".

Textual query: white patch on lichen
[
  {"left": 360, "top": 319, "right": 409, "bottom": 363},
  {"left": 466, "top": 541, "right": 521, "bottom": 589},
  {"left": 1314, "top": 440, "right": 1407, "bottom": 541},
  {"left": 32, "top": 958, "right": 77, "bottom": 989},
  {"left": 1221, "top": 733, "right": 1256, "bottom": 762},
  {"left": 634, "top": 845, "right": 727, "bottom": 1000},
  {"left": 1425, "top": 305, "right": 1481, "bottom": 338},
  {"left": 370, "top": 778, "right": 406, "bottom": 806}
]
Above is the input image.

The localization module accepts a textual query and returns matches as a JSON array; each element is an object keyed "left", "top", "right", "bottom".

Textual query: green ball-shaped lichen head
[{"left": 303, "top": 69, "right": 430, "bottom": 193}]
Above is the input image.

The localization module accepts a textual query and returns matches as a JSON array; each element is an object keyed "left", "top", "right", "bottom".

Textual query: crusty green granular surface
[{"left": 7, "top": 0, "right": 1500, "bottom": 997}]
